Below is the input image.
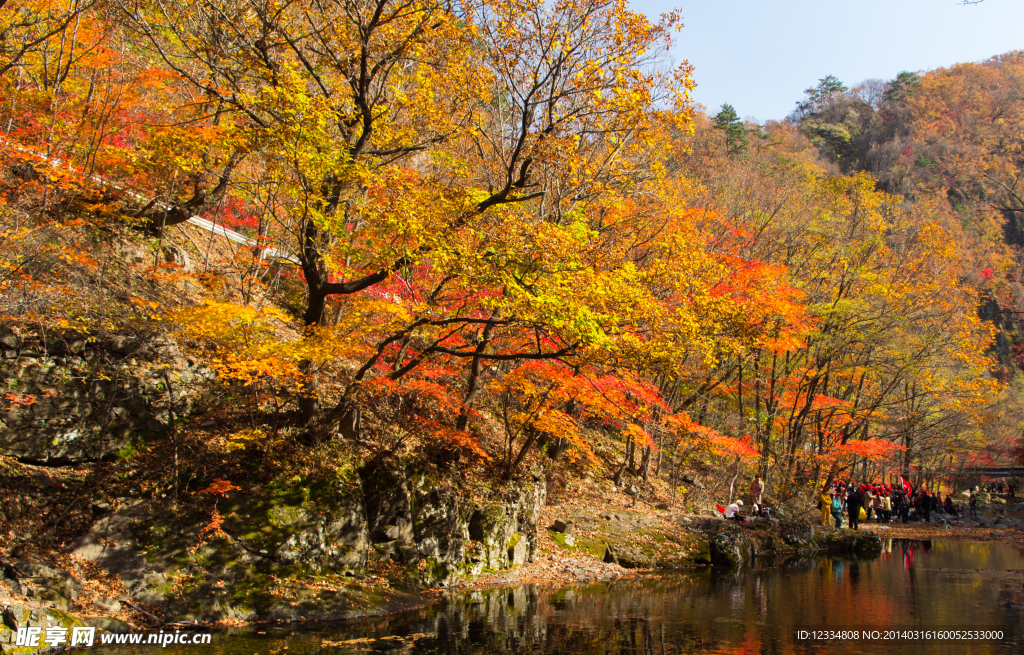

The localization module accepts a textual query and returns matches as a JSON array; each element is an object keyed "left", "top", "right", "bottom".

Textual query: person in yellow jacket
[
  {"left": 880, "top": 493, "right": 892, "bottom": 523},
  {"left": 820, "top": 486, "right": 833, "bottom": 526}
]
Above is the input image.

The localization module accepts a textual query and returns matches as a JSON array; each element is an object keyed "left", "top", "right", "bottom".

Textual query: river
[{"left": 96, "top": 539, "right": 1024, "bottom": 654}]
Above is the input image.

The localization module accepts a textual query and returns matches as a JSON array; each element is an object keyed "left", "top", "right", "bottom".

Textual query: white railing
[{"left": 0, "top": 136, "right": 298, "bottom": 264}]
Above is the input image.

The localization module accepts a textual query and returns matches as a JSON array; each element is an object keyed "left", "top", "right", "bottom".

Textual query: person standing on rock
[
  {"left": 917, "top": 489, "right": 931, "bottom": 523},
  {"left": 871, "top": 488, "right": 883, "bottom": 522},
  {"left": 847, "top": 485, "right": 862, "bottom": 530},
  {"left": 969, "top": 491, "right": 978, "bottom": 519},
  {"left": 862, "top": 486, "right": 875, "bottom": 522},
  {"left": 820, "top": 486, "right": 833, "bottom": 526},
  {"left": 831, "top": 490, "right": 844, "bottom": 528},
  {"left": 750, "top": 475, "right": 764, "bottom": 515}
]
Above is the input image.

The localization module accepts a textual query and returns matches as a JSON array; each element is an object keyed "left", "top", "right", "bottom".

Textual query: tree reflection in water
[{"left": 95, "top": 540, "right": 1023, "bottom": 655}]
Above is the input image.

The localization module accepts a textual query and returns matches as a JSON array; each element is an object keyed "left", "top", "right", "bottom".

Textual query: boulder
[
  {"left": 508, "top": 533, "right": 530, "bottom": 566},
  {"left": 228, "top": 481, "right": 370, "bottom": 572},
  {"left": 848, "top": 533, "right": 884, "bottom": 555},
  {"left": 0, "top": 606, "right": 90, "bottom": 652},
  {"left": 162, "top": 245, "right": 193, "bottom": 271},
  {"left": 2, "top": 607, "right": 20, "bottom": 631},
  {"left": 551, "top": 519, "right": 574, "bottom": 534},
  {"left": 681, "top": 474, "right": 705, "bottom": 490},
  {"left": 468, "top": 503, "right": 518, "bottom": 570},
  {"left": 408, "top": 471, "right": 470, "bottom": 583},
  {"left": 93, "top": 598, "right": 121, "bottom": 614},
  {"left": 67, "top": 462, "right": 547, "bottom": 623},
  {"left": 0, "top": 334, "right": 214, "bottom": 462},
  {"left": 6, "top": 561, "right": 83, "bottom": 607},
  {"left": 360, "top": 460, "right": 414, "bottom": 552},
  {"left": 607, "top": 544, "right": 654, "bottom": 569},
  {"left": 121, "top": 246, "right": 148, "bottom": 265},
  {"left": 0, "top": 327, "right": 20, "bottom": 350},
  {"left": 778, "top": 521, "right": 814, "bottom": 547},
  {"left": 708, "top": 531, "right": 744, "bottom": 567}
]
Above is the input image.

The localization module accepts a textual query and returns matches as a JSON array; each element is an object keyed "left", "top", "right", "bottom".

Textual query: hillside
[{"left": 786, "top": 54, "right": 1024, "bottom": 369}]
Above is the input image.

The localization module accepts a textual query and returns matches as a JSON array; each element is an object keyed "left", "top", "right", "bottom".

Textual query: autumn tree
[
  {"left": 668, "top": 116, "right": 1001, "bottom": 498},
  {"left": 120, "top": 0, "right": 705, "bottom": 442}
]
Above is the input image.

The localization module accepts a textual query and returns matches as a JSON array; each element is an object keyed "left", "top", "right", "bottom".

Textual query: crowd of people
[
  {"left": 722, "top": 475, "right": 996, "bottom": 527},
  {"left": 983, "top": 481, "right": 1017, "bottom": 498},
  {"left": 818, "top": 481, "right": 970, "bottom": 529}
]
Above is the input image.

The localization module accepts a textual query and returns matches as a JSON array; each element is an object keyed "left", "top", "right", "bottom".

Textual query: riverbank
[
  {"left": 860, "top": 520, "right": 1024, "bottom": 543},
  {"left": 0, "top": 512, "right": 884, "bottom": 643},
  {"left": 100, "top": 539, "right": 1024, "bottom": 655},
  {"left": 2, "top": 512, "right": 1016, "bottom": 654},
  {"left": 4, "top": 448, "right": 1022, "bottom": 651},
  {"left": 0, "top": 488, "right": 883, "bottom": 644}
]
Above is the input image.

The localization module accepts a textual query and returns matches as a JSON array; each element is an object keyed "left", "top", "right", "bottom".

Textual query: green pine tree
[{"left": 714, "top": 103, "right": 748, "bottom": 154}]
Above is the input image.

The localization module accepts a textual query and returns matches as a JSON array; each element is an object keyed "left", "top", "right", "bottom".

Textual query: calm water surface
[{"left": 99, "top": 539, "right": 1024, "bottom": 654}]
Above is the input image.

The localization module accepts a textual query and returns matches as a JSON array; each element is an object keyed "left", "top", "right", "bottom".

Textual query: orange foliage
[{"left": 198, "top": 480, "right": 241, "bottom": 497}]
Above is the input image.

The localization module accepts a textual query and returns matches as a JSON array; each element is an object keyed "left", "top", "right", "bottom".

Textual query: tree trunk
[
  {"left": 640, "top": 445, "right": 652, "bottom": 481},
  {"left": 455, "top": 318, "right": 496, "bottom": 431},
  {"left": 505, "top": 426, "right": 540, "bottom": 481},
  {"left": 298, "top": 369, "right": 320, "bottom": 425},
  {"left": 614, "top": 436, "right": 634, "bottom": 487}
]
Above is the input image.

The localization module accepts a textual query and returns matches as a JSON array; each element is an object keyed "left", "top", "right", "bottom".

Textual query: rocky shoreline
[
  {"left": 1, "top": 508, "right": 892, "bottom": 654},
  {"left": 4, "top": 449, "right": 1021, "bottom": 655},
  {"left": 4, "top": 515, "right": 1016, "bottom": 655}
]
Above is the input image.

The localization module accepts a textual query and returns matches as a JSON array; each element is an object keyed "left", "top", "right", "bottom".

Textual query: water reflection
[{"left": 97, "top": 540, "right": 1024, "bottom": 655}]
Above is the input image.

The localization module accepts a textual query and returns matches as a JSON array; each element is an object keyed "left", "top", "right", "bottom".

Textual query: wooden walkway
[{"left": 957, "top": 468, "right": 1024, "bottom": 477}]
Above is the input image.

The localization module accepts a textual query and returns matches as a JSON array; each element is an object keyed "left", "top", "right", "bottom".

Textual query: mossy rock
[
  {"left": 217, "top": 477, "right": 368, "bottom": 572},
  {"left": 708, "top": 532, "right": 745, "bottom": 567},
  {"left": 0, "top": 608, "right": 88, "bottom": 655},
  {"left": 607, "top": 544, "right": 654, "bottom": 569},
  {"left": 709, "top": 542, "right": 741, "bottom": 566},
  {"left": 468, "top": 503, "right": 515, "bottom": 569},
  {"left": 688, "top": 538, "right": 712, "bottom": 564},
  {"left": 548, "top": 529, "right": 571, "bottom": 549},
  {"left": 167, "top": 570, "right": 397, "bottom": 623},
  {"left": 757, "top": 532, "right": 785, "bottom": 553}
]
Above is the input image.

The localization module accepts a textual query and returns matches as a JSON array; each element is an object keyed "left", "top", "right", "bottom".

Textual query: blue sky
[{"left": 631, "top": 0, "right": 1024, "bottom": 122}]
